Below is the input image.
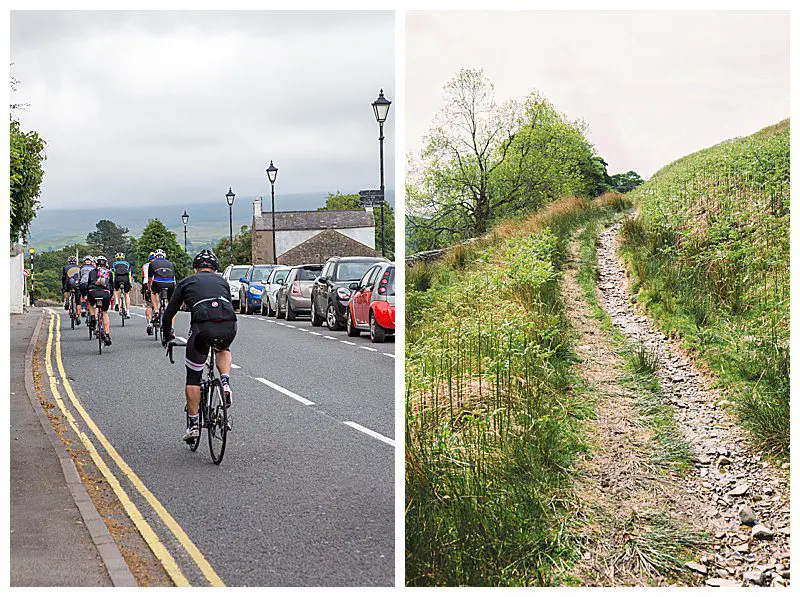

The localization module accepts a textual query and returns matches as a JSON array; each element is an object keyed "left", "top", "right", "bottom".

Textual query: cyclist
[
  {"left": 62, "top": 255, "right": 82, "bottom": 319},
  {"left": 142, "top": 252, "right": 155, "bottom": 335},
  {"left": 111, "top": 252, "right": 133, "bottom": 318},
  {"left": 161, "top": 250, "right": 236, "bottom": 442},
  {"left": 78, "top": 255, "right": 95, "bottom": 323},
  {"left": 87, "top": 255, "right": 113, "bottom": 346},
  {"left": 148, "top": 249, "right": 176, "bottom": 335}
]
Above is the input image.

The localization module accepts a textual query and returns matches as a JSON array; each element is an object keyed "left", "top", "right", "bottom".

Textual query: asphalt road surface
[{"left": 44, "top": 303, "right": 394, "bottom": 586}]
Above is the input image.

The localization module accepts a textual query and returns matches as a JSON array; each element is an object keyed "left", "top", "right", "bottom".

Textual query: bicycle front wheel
[{"left": 206, "top": 379, "right": 228, "bottom": 465}]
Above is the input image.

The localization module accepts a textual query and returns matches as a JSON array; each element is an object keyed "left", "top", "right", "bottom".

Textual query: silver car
[
  {"left": 262, "top": 265, "right": 291, "bottom": 316},
  {"left": 276, "top": 264, "right": 323, "bottom": 320},
  {"left": 222, "top": 264, "right": 251, "bottom": 309}
]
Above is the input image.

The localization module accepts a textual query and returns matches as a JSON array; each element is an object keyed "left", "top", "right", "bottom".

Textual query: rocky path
[{"left": 594, "top": 222, "right": 790, "bottom": 587}]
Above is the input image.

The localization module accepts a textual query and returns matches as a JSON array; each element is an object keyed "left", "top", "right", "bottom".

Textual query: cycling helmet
[
  {"left": 96, "top": 255, "right": 108, "bottom": 266},
  {"left": 147, "top": 252, "right": 156, "bottom": 262},
  {"left": 83, "top": 255, "right": 93, "bottom": 263},
  {"left": 193, "top": 249, "right": 219, "bottom": 271},
  {"left": 154, "top": 248, "right": 166, "bottom": 259},
  {"left": 68, "top": 255, "right": 78, "bottom": 264},
  {"left": 115, "top": 252, "right": 125, "bottom": 261}
]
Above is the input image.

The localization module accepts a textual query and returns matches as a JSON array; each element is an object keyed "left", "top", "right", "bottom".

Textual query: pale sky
[
  {"left": 11, "top": 11, "right": 395, "bottom": 209},
  {"left": 407, "top": 11, "right": 789, "bottom": 178}
]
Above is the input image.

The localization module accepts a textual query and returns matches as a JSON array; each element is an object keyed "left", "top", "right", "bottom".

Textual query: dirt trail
[{"left": 575, "top": 222, "right": 790, "bottom": 587}]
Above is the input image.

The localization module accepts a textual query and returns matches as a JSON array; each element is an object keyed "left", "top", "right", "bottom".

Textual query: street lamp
[
  {"left": 225, "top": 188, "right": 235, "bottom": 267},
  {"left": 181, "top": 210, "right": 189, "bottom": 255},
  {"left": 28, "top": 247, "right": 35, "bottom": 304},
  {"left": 266, "top": 161, "right": 278, "bottom": 265},
  {"left": 372, "top": 89, "right": 391, "bottom": 257}
]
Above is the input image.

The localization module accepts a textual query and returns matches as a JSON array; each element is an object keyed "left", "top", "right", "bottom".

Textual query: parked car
[
  {"left": 222, "top": 264, "right": 251, "bottom": 309},
  {"left": 310, "top": 256, "right": 388, "bottom": 330},
  {"left": 276, "top": 263, "right": 323, "bottom": 320},
  {"left": 262, "top": 265, "right": 291, "bottom": 316},
  {"left": 238, "top": 264, "right": 278, "bottom": 314},
  {"left": 346, "top": 263, "right": 395, "bottom": 342}
]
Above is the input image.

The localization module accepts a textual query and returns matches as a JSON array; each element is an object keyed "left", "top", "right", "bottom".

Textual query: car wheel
[
  {"left": 326, "top": 302, "right": 341, "bottom": 331},
  {"left": 239, "top": 292, "right": 246, "bottom": 314},
  {"left": 266, "top": 296, "right": 276, "bottom": 317},
  {"left": 370, "top": 311, "right": 386, "bottom": 343},
  {"left": 310, "top": 297, "right": 324, "bottom": 327},
  {"left": 277, "top": 297, "right": 286, "bottom": 319},
  {"left": 260, "top": 301, "right": 267, "bottom": 316},
  {"left": 346, "top": 308, "right": 361, "bottom": 337},
  {"left": 286, "top": 299, "right": 297, "bottom": 321}
]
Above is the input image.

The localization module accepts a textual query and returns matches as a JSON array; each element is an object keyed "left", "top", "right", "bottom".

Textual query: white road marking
[
  {"left": 285, "top": 324, "right": 296, "bottom": 328},
  {"left": 255, "top": 378, "right": 315, "bottom": 406},
  {"left": 383, "top": 353, "right": 395, "bottom": 358},
  {"left": 323, "top": 335, "right": 337, "bottom": 340},
  {"left": 231, "top": 364, "right": 241, "bottom": 369},
  {"left": 297, "top": 328, "right": 308, "bottom": 332},
  {"left": 360, "top": 346, "right": 378, "bottom": 352},
  {"left": 275, "top": 322, "right": 286, "bottom": 326},
  {"left": 340, "top": 340, "right": 356, "bottom": 346},
  {"left": 309, "top": 331, "right": 321, "bottom": 336},
  {"left": 343, "top": 422, "right": 395, "bottom": 447}
]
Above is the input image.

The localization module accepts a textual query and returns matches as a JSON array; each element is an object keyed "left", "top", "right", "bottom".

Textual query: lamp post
[
  {"left": 225, "top": 188, "right": 235, "bottom": 267},
  {"left": 266, "top": 161, "right": 278, "bottom": 265},
  {"left": 181, "top": 210, "right": 189, "bottom": 255},
  {"left": 28, "top": 247, "right": 35, "bottom": 304},
  {"left": 372, "top": 89, "right": 391, "bottom": 257}
]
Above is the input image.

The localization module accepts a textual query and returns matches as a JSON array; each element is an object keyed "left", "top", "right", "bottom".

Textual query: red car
[{"left": 346, "top": 262, "right": 395, "bottom": 343}]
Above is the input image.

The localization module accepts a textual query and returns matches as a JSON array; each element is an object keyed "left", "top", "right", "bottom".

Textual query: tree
[
  {"left": 10, "top": 117, "right": 46, "bottom": 243},
  {"left": 214, "top": 225, "right": 252, "bottom": 266},
  {"left": 609, "top": 170, "right": 645, "bottom": 193},
  {"left": 318, "top": 191, "right": 395, "bottom": 259},
  {"left": 86, "top": 219, "right": 135, "bottom": 258},
  {"left": 137, "top": 219, "right": 190, "bottom": 279}
]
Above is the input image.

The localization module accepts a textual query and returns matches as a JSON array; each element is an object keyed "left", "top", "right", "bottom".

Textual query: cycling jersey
[
  {"left": 78, "top": 263, "right": 95, "bottom": 287},
  {"left": 141, "top": 263, "right": 150, "bottom": 285},
  {"left": 112, "top": 260, "right": 132, "bottom": 279},
  {"left": 87, "top": 267, "right": 113, "bottom": 311},
  {"left": 148, "top": 258, "right": 176, "bottom": 284},
  {"left": 161, "top": 271, "right": 237, "bottom": 336},
  {"left": 62, "top": 263, "right": 81, "bottom": 291}
]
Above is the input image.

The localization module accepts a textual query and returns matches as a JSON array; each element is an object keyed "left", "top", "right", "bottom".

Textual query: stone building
[{"left": 251, "top": 197, "right": 378, "bottom": 265}]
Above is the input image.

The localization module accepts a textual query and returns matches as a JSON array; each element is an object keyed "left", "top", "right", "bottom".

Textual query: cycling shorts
[
  {"left": 150, "top": 280, "right": 175, "bottom": 301},
  {"left": 184, "top": 321, "right": 237, "bottom": 386},
  {"left": 63, "top": 278, "right": 79, "bottom": 293},
  {"left": 114, "top": 278, "right": 132, "bottom": 292},
  {"left": 79, "top": 283, "right": 90, "bottom": 299},
  {"left": 88, "top": 287, "right": 112, "bottom": 312}
]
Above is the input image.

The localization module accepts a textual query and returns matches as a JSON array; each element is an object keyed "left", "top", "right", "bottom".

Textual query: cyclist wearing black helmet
[
  {"left": 62, "top": 255, "right": 81, "bottom": 316},
  {"left": 88, "top": 255, "right": 113, "bottom": 346},
  {"left": 161, "top": 249, "right": 237, "bottom": 442}
]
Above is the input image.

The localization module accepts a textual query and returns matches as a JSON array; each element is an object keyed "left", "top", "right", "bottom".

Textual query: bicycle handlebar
[{"left": 165, "top": 338, "right": 187, "bottom": 364}]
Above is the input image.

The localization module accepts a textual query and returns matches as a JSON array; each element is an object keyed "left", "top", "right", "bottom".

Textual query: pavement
[
  {"left": 29, "top": 302, "right": 395, "bottom": 586},
  {"left": 10, "top": 308, "right": 122, "bottom": 586}
]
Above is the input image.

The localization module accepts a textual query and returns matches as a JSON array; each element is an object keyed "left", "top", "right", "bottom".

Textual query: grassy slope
[
  {"left": 405, "top": 194, "right": 629, "bottom": 586},
  {"left": 619, "top": 120, "right": 789, "bottom": 457}
]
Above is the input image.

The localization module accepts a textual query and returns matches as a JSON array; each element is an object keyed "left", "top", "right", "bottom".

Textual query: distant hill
[{"left": 28, "top": 190, "right": 395, "bottom": 252}]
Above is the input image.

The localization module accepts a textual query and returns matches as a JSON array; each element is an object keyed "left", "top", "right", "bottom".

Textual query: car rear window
[
  {"left": 334, "top": 261, "right": 377, "bottom": 281},
  {"left": 228, "top": 266, "right": 249, "bottom": 280},
  {"left": 297, "top": 266, "right": 322, "bottom": 281}
]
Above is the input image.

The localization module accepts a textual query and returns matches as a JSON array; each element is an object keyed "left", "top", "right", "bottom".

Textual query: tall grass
[
  {"left": 620, "top": 120, "right": 789, "bottom": 457},
  {"left": 406, "top": 194, "right": 630, "bottom": 586}
]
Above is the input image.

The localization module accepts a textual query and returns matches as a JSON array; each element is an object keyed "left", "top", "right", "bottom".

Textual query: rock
[
  {"left": 752, "top": 524, "right": 774, "bottom": 540},
  {"left": 763, "top": 486, "right": 774, "bottom": 495},
  {"left": 728, "top": 484, "right": 750, "bottom": 497},
  {"left": 718, "top": 455, "right": 732, "bottom": 465},
  {"left": 732, "top": 543, "right": 750, "bottom": 554},
  {"left": 777, "top": 526, "right": 790, "bottom": 536},
  {"left": 780, "top": 569, "right": 790, "bottom": 579},
  {"left": 772, "top": 577, "right": 786, "bottom": 588},
  {"left": 716, "top": 399, "right": 731, "bottom": 408},
  {"left": 686, "top": 561, "right": 707, "bottom": 575},
  {"left": 738, "top": 505, "right": 756, "bottom": 526},
  {"left": 706, "top": 578, "right": 741, "bottom": 587},
  {"left": 743, "top": 570, "right": 765, "bottom": 585}
]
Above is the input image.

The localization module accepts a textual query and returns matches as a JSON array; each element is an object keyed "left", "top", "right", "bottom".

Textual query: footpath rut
[{"left": 591, "top": 222, "right": 790, "bottom": 587}]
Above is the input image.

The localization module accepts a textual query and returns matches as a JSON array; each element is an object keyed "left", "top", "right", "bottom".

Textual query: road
[{"left": 41, "top": 303, "right": 394, "bottom": 586}]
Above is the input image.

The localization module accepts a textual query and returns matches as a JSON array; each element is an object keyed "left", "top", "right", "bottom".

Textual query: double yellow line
[{"left": 43, "top": 311, "right": 225, "bottom": 587}]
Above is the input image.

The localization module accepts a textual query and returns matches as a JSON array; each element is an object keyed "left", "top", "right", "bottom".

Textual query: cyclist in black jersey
[
  {"left": 62, "top": 255, "right": 82, "bottom": 317},
  {"left": 148, "top": 248, "right": 177, "bottom": 334},
  {"left": 88, "top": 255, "right": 113, "bottom": 346},
  {"left": 161, "top": 250, "right": 237, "bottom": 442},
  {"left": 111, "top": 252, "right": 133, "bottom": 317},
  {"left": 78, "top": 256, "right": 96, "bottom": 322}
]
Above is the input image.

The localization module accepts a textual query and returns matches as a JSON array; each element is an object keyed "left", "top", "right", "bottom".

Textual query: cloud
[{"left": 11, "top": 10, "right": 395, "bottom": 209}]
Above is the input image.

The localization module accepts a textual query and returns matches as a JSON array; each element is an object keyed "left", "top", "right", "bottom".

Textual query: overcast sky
[
  {"left": 407, "top": 11, "right": 788, "bottom": 179},
  {"left": 11, "top": 10, "right": 395, "bottom": 210}
]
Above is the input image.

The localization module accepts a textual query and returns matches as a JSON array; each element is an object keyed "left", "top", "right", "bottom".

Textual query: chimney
[{"left": 253, "top": 196, "right": 262, "bottom": 219}]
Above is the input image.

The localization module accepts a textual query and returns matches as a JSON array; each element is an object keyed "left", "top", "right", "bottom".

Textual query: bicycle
[
  {"left": 117, "top": 287, "right": 128, "bottom": 327},
  {"left": 152, "top": 288, "right": 168, "bottom": 341},
  {"left": 68, "top": 286, "right": 80, "bottom": 330},
  {"left": 166, "top": 338, "right": 229, "bottom": 464},
  {"left": 95, "top": 297, "right": 108, "bottom": 354}
]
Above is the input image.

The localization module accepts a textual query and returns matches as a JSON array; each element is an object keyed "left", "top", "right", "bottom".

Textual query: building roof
[{"left": 253, "top": 209, "right": 374, "bottom": 232}]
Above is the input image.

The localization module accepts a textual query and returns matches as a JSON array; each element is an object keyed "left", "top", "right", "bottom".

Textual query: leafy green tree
[
  {"left": 610, "top": 170, "right": 645, "bottom": 193},
  {"left": 86, "top": 219, "right": 135, "bottom": 259},
  {"left": 214, "top": 225, "right": 252, "bottom": 266},
  {"left": 318, "top": 191, "right": 395, "bottom": 259},
  {"left": 137, "top": 218, "right": 190, "bottom": 279},
  {"left": 10, "top": 117, "right": 46, "bottom": 243}
]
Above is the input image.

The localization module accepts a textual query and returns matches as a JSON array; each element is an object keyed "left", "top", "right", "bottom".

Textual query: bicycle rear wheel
[
  {"left": 206, "top": 378, "right": 228, "bottom": 465},
  {"left": 121, "top": 296, "right": 126, "bottom": 327},
  {"left": 185, "top": 404, "right": 202, "bottom": 451}
]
